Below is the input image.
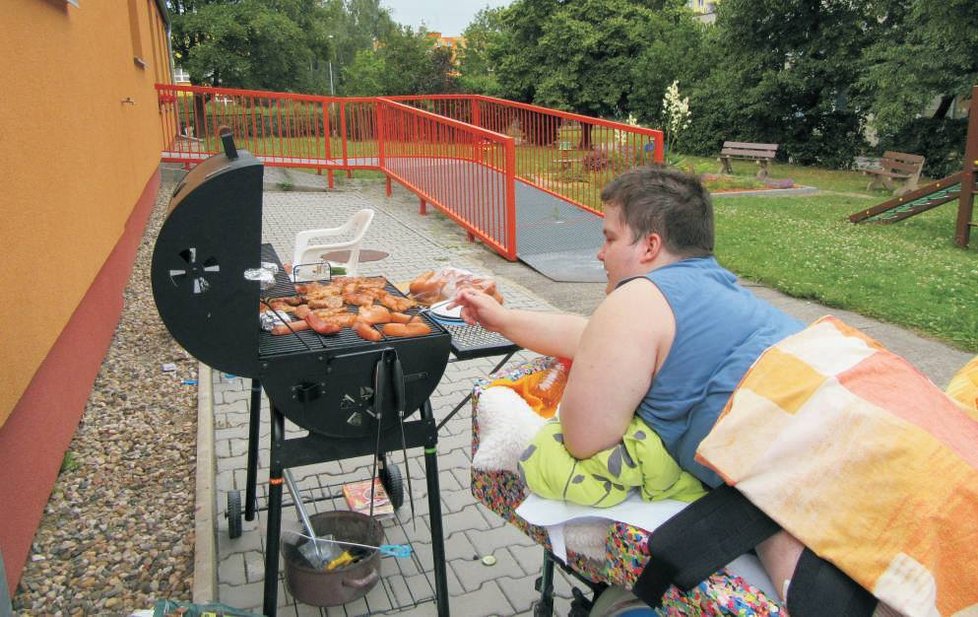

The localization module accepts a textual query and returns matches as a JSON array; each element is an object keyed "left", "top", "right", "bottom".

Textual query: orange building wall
[
  {"left": 0, "top": 0, "right": 170, "bottom": 593},
  {"left": 0, "top": 0, "right": 167, "bottom": 425}
]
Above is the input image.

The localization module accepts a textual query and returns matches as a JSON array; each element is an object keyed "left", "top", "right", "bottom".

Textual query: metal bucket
[{"left": 281, "top": 511, "right": 384, "bottom": 607}]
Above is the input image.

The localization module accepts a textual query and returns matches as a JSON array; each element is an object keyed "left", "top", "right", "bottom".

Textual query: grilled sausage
[
  {"left": 270, "top": 320, "right": 311, "bottom": 336},
  {"left": 380, "top": 321, "right": 431, "bottom": 338},
  {"left": 353, "top": 319, "right": 383, "bottom": 342},
  {"left": 389, "top": 312, "right": 414, "bottom": 324},
  {"left": 357, "top": 305, "right": 392, "bottom": 325}
]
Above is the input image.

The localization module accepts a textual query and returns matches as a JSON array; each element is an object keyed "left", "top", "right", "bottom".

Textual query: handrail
[
  {"left": 376, "top": 98, "right": 517, "bottom": 259},
  {"left": 391, "top": 94, "right": 664, "bottom": 214},
  {"left": 388, "top": 93, "right": 664, "bottom": 140},
  {"left": 154, "top": 85, "right": 665, "bottom": 260}
]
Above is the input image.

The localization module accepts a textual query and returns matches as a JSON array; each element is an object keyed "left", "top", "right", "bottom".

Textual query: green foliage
[
  {"left": 344, "top": 49, "right": 387, "bottom": 97},
  {"left": 171, "top": 0, "right": 319, "bottom": 91},
  {"left": 60, "top": 451, "right": 80, "bottom": 475},
  {"left": 627, "top": 15, "right": 709, "bottom": 127},
  {"left": 681, "top": 0, "right": 878, "bottom": 167},
  {"left": 342, "top": 26, "right": 459, "bottom": 96},
  {"left": 457, "top": 7, "right": 506, "bottom": 95},
  {"left": 486, "top": 0, "right": 701, "bottom": 118},
  {"left": 860, "top": 0, "right": 978, "bottom": 135},
  {"left": 169, "top": 0, "right": 398, "bottom": 94}
]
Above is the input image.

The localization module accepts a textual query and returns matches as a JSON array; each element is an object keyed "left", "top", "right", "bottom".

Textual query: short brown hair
[{"left": 600, "top": 166, "right": 714, "bottom": 257}]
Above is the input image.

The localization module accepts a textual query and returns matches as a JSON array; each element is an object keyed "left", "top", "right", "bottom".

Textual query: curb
[
  {"left": 711, "top": 185, "right": 818, "bottom": 198},
  {"left": 192, "top": 362, "right": 218, "bottom": 603}
]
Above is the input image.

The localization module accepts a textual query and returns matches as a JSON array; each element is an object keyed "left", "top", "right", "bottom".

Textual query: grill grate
[
  {"left": 259, "top": 311, "right": 443, "bottom": 358},
  {"left": 441, "top": 322, "right": 519, "bottom": 360},
  {"left": 257, "top": 265, "right": 445, "bottom": 358}
]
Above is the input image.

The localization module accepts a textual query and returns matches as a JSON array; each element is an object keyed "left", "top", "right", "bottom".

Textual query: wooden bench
[
  {"left": 864, "top": 150, "right": 925, "bottom": 195},
  {"left": 718, "top": 141, "right": 779, "bottom": 178}
]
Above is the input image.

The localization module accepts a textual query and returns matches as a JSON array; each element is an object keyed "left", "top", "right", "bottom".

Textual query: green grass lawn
[{"left": 707, "top": 170, "right": 978, "bottom": 352}]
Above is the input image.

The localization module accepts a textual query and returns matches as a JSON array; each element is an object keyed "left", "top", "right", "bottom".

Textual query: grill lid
[{"left": 151, "top": 135, "right": 264, "bottom": 377}]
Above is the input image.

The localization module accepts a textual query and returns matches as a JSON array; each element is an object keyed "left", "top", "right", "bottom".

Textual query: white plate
[{"left": 429, "top": 300, "right": 463, "bottom": 320}]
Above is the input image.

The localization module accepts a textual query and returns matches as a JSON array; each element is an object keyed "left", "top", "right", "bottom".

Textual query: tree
[
  {"left": 168, "top": 0, "right": 400, "bottom": 94},
  {"left": 342, "top": 26, "right": 459, "bottom": 96},
  {"left": 483, "top": 0, "right": 705, "bottom": 148},
  {"left": 169, "top": 0, "right": 320, "bottom": 91},
  {"left": 862, "top": 0, "right": 978, "bottom": 134},
  {"left": 626, "top": 9, "right": 708, "bottom": 128},
  {"left": 680, "top": 0, "right": 883, "bottom": 167},
  {"left": 322, "top": 0, "right": 398, "bottom": 94},
  {"left": 487, "top": 0, "right": 703, "bottom": 144},
  {"left": 457, "top": 7, "right": 507, "bottom": 95}
]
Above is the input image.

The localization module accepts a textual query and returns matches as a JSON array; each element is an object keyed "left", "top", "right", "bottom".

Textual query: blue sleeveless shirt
[{"left": 622, "top": 257, "right": 803, "bottom": 487}]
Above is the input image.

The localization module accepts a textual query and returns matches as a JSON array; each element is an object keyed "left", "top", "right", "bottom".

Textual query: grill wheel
[{"left": 227, "top": 491, "right": 243, "bottom": 539}]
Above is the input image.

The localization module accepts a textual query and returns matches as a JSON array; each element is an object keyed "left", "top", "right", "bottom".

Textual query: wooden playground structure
[{"left": 850, "top": 85, "right": 978, "bottom": 248}]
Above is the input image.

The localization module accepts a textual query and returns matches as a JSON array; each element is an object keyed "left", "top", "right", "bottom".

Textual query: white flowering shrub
[
  {"left": 662, "top": 80, "right": 691, "bottom": 165},
  {"left": 613, "top": 113, "right": 640, "bottom": 146}
]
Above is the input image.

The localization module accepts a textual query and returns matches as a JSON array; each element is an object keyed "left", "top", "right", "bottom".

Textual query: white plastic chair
[{"left": 291, "top": 208, "right": 375, "bottom": 280}]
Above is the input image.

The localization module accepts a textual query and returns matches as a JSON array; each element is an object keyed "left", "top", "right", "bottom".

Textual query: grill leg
[
  {"left": 262, "top": 403, "right": 286, "bottom": 617},
  {"left": 422, "top": 400, "right": 450, "bottom": 617},
  {"left": 245, "top": 378, "right": 262, "bottom": 521}
]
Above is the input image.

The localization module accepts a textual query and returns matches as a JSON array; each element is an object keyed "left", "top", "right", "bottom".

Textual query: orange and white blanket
[{"left": 697, "top": 316, "right": 978, "bottom": 617}]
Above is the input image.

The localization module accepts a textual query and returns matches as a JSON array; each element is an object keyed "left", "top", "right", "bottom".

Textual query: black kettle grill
[{"left": 151, "top": 134, "right": 452, "bottom": 617}]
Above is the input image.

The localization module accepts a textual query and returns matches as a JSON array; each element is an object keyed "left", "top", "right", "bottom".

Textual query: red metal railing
[
  {"left": 391, "top": 95, "right": 664, "bottom": 214},
  {"left": 378, "top": 99, "right": 516, "bottom": 259},
  {"left": 156, "top": 84, "right": 339, "bottom": 167},
  {"left": 155, "top": 85, "right": 665, "bottom": 259}
]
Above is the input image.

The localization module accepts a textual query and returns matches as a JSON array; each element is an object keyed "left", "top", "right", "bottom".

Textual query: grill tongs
[{"left": 369, "top": 347, "right": 415, "bottom": 524}]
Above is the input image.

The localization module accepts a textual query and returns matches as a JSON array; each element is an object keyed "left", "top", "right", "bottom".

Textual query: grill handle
[
  {"left": 220, "top": 129, "right": 239, "bottom": 160},
  {"left": 391, "top": 352, "right": 415, "bottom": 524},
  {"left": 392, "top": 355, "right": 406, "bottom": 415},
  {"left": 372, "top": 352, "right": 387, "bottom": 420}
]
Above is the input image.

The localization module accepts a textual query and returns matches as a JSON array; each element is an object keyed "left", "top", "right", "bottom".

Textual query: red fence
[
  {"left": 378, "top": 99, "right": 517, "bottom": 258},
  {"left": 390, "top": 95, "right": 664, "bottom": 215},
  {"left": 155, "top": 85, "right": 664, "bottom": 259}
]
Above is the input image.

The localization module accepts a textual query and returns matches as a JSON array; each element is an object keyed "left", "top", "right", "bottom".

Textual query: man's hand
[
  {"left": 450, "top": 288, "right": 507, "bottom": 332},
  {"left": 450, "top": 288, "right": 588, "bottom": 359}
]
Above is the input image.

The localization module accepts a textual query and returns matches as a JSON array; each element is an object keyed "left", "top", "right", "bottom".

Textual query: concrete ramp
[
  {"left": 388, "top": 161, "right": 607, "bottom": 283},
  {"left": 513, "top": 180, "right": 606, "bottom": 283}
]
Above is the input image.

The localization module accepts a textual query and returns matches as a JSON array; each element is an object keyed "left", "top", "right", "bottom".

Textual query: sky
[{"left": 381, "top": 0, "right": 512, "bottom": 37}]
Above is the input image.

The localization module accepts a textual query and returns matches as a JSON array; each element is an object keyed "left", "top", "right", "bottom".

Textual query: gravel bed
[{"left": 12, "top": 178, "right": 198, "bottom": 616}]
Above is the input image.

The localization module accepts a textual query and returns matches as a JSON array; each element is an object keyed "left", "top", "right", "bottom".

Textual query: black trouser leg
[
  {"left": 786, "top": 548, "right": 877, "bottom": 617},
  {"left": 633, "top": 485, "right": 781, "bottom": 605}
]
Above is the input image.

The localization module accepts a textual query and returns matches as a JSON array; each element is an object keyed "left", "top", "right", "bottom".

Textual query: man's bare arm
[
  {"left": 491, "top": 310, "right": 588, "bottom": 358},
  {"left": 558, "top": 279, "right": 675, "bottom": 458}
]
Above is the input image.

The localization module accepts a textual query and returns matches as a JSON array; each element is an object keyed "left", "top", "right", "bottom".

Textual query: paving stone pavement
[
  {"left": 206, "top": 169, "right": 589, "bottom": 617},
  {"left": 198, "top": 167, "right": 974, "bottom": 617}
]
